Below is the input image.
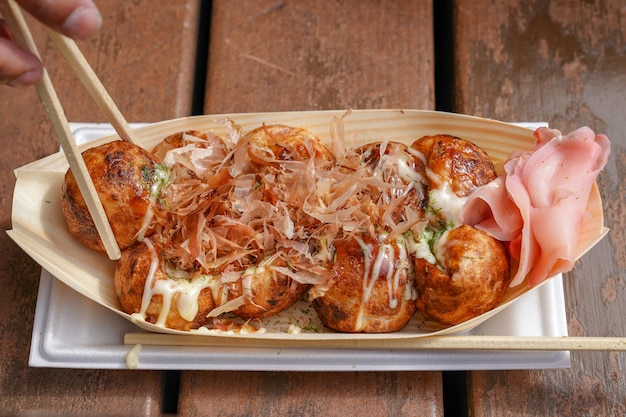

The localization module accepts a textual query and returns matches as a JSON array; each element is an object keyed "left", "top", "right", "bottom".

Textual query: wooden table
[
  {"left": 0, "top": 1, "right": 623, "bottom": 415},
  {"left": 454, "top": 1, "right": 626, "bottom": 415}
]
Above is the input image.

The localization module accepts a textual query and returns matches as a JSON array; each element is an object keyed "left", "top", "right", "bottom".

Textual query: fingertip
[
  {"left": 7, "top": 66, "right": 43, "bottom": 87},
  {"left": 0, "top": 37, "right": 43, "bottom": 86},
  {"left": 62, "top": 6, "right": 102, "bottom": 40}
]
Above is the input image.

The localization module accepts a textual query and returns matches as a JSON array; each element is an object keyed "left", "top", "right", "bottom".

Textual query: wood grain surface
[
  {"left": 204, "top": 0, "right": 434, "bottom": 113},
  {"left": 454, "top": 0, "right": 626, "bottom": 415},
  {"left": 180, "top": 371, "right": 442, "bottom": 417},
  {"left": 180, "top": 1, "right": 441, "bottom": 416},
  {"left": 0, "top": 1, "right": 198, "bottom": 416}
]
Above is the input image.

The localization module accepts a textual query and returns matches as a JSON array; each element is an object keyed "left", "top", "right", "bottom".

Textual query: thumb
[{"left": 16, "top": 0, "right": 102, "bottom": 40}]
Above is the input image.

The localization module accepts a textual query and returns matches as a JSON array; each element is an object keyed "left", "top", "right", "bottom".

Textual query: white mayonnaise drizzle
[
  {"left": 394, "top": 151, "right": 425, "bottom": 185},
  {"left": 133, "top": 238, "right": 218, "bottom": 327},
  {"left": 434, "top": 232, "right": 456, "bottom": 273},
  {"left": 353, "top": 235, "right": 411, "bottom": 331},
  {"left": 206, "top": 267, "right": 259, "bottom": 318},
  {"left": 136, "top": 165, "right": 169, "bottom": 241},
  {"left": 406, "top": 146, "right": 427, "bottom": 166},
  {"left": 427, "top": 182, "right": 468, "bottom": 227},
  {"left": 407, "top": 231, "right": 437, "bottom": 265},
  {"left": 136, "top": 193, "right": 156, "bottom": 241}
]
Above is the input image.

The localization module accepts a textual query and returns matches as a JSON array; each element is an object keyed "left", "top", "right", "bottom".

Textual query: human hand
[{"left": 0, "top": 0, "right": 101, "bottom": 86}]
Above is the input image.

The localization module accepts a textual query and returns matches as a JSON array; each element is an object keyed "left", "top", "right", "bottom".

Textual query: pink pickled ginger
[{"left": 461, "top": 126, "right": 610, "bottom": 287}]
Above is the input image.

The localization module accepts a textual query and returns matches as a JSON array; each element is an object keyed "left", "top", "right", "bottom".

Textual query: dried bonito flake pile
[{"left": 60, "top": 119, "right": 610, "bottom": 333}]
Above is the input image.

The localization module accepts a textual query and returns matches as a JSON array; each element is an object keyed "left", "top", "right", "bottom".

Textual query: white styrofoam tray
[
  {"left": 31, "top": 269, "right": 570, "bottom": 370},
  {"left": 29, "top": 122, "right": 571, "bottom": 371}
]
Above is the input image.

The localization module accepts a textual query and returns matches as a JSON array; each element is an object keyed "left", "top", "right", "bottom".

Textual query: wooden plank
[
  {"left": 454, "top": 0, "right": 626, "bottom": 415},
  {"left": 180, "top": 1, "right": 440, "bottom": 416},
  {"left": 181, "top": 371, "right": 442, "bottom": 417},
  {"left": 204, "top": 0, "right": 434, "bottom": 113},
  {"left": 0, "top": 1, "right": 198, "bottom": 415}
]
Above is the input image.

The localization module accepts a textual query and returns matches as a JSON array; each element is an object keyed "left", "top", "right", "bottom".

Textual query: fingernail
[
  {"left": 62, "top": 6, "right": 103, "bottom": 39},
  {"left": 8, "top": 68, "right": 43, "bottom": 87}
]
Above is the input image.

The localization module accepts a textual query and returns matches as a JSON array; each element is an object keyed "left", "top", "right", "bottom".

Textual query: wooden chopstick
[
  {"left": 123, "top": 333, "right": 626, "bottom": 351},
  {"left": 44, "top": 28, "right": 139, "bottom": 145},
  {"left": 0, "top": 0, "right": 121, "bottom": 260}
]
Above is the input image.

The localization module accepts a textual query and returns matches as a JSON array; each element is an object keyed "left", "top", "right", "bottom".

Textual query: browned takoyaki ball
[
  {"left": 313, "top": 235, "right": 417, "bottom": 333},
  {"left": 150, "top": 130, "right": 232, "bottom": 199},
  {"left": 241, "top": 124, "right": 335, "bottom": 166},
  {"left": 237, "top": 124, "right": 335, "bottom": 226},
  {"left": 413, "top": 224, "right": 510, "bottom": 326},
  {"left": 151, "top": 130, "right": 208, "bottom": 159},
  {"left": 114, "top": 241, "right": 216, "bottom": 331},
  {"left": 223, "top": 257, "right": 309, "bottom": 319},
  {"left": 151, "top": 130, "right": 230, "bottom": 165},
  {"left": 347, "top": 141, "right": 427, "bottom": 188},
  {"left": 61, "top": 140, "right": 162, "bottom": 252},
  {"left": 343, "top": 141, "right": 428, "bottom": 222},
  {"left": 411, "top": 134, "right": 497, "bottom": 196}
]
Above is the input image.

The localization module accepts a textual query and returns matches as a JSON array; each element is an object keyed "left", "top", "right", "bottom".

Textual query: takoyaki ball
[
  {"left": 224, "top": 257, "right": 309, "bottom": 319},
  {"left": 151, "top": 130, "right": 231, "bottom": 185},
  {"left": 114, "top": 241, "right": 216, "bottom": 331},
  {"left": 61, "top": 140, "right": 162, "bottom": 252},
  {"left": 351, "top": 141, "right": 425, "bottom": 174},
  {"left": 413, "top": 224, "right": 510, "bottom": 326},
  {"left": 237, "top": 124, "right": 334, "bottom": 226},
  {"left": 351, "top": 141, "right": 426, "bottom": 186},
  {"left": 152, "top": 130, "right": 229, "bottom": 162},
  {"left": 346, "top": 141, "right": 428, "bottom": 218},
  {"left": 312, "top": 235, "right": 417, "bottom": 333},
  {"left": 411, "top": 134, "right": 497, "bottom": 196},
  {"left": 151, "top": 130, "right": 205, "bottom": 159},
  {"left": 242, "top": 124, "right": 335, "bottom": 166}
]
